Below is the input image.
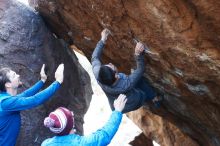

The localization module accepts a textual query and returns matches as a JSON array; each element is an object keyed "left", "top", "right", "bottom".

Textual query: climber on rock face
[
  {"left": 0, "top": 64, "right": 64, "bottom": 146},
  {"left": 41, "top": 94, "right": 127, "bottom": 146},
  {"left": 91, "top": 28, "right": 162, "bottom": 113}
]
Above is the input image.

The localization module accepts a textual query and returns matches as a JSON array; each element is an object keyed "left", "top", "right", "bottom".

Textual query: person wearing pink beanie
[
  {"left": 44, "top": 107, "right": 74, "bottom": 136},
  {"left": 42, "top": 94, "right": 127, "bottom": 146}
]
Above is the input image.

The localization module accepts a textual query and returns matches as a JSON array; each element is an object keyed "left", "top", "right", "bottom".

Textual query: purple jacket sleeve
[
  {"left": 127, "top": 54, "right": 145, "bottom": 90},
  {"left": 91, "top": 40, "right": 105, "bottom": 80}
]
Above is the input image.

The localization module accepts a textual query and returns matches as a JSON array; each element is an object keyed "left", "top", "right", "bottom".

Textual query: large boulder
[
  {"left": 29, "top": 0, "right": 220, "bottom": 146},
  {"left": 0, "top": 0, "right": 92, "bottom": 145}
]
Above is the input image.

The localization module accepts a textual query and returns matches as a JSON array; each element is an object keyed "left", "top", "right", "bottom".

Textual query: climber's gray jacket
[{"left": 92, "top": 40, "right": 146, "bottom": 113}]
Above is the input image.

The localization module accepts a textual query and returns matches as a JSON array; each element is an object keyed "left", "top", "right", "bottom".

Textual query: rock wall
[
  {"left": 128, "top": 107, "right": 199, "bottom": 146},
  {"left": 129, "top": 133, "right": 153, "bottom": 146},
  {"left": 0, "top": 0, "right": 92, "bottom": 145},
  {"left": 29, "top": 0, "right": 220, "bottom": 146}
]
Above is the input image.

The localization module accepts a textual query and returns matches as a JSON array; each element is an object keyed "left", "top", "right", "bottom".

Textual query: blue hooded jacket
[
  {"left": 0, "top": 81, "right": 60, "bottom": 146},
  {"left": 41, "top": 111, "right": 122, "bottom": 146}
]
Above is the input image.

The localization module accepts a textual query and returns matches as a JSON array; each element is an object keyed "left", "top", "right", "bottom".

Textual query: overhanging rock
[{"left": 29, "top": 0, "right": 220, "bottom": 145}]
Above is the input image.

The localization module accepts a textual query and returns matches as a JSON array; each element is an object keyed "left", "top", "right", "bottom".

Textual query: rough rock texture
[
  {"left": 129, "top": 132, "right": 153, "bottom": 146},
  {"left": 128, "top": 107, "right": 199, "bottom": 146},
  {"left": 29, "top": 0, "right": 220, "bottom": 146},
  {"left": 0, "top": 0, "right": 92, "bottom": 145}
]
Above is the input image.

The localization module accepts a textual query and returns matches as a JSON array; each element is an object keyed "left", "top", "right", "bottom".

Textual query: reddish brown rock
[
  {"left": 129, "top": 133, "right": 153, "bottom": 146},
  {"left": 29, "top": 0, "right": 220, "bottom": 146},
  {"left": 128, "top": 107, "right": 199, "bottom": 146}
]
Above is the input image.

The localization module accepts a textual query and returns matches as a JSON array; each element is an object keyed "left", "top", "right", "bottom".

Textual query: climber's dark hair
[
  {"left": 0, "top": 68, "right": 11, "bottom": 92},
  {"left": 98, "top": 65, "right": 116, "bottom": 86}
]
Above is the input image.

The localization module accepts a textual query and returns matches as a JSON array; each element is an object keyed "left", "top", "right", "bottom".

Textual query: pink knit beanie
[{"left": 44, "top": 107, "right": 74, "bottom": 136}]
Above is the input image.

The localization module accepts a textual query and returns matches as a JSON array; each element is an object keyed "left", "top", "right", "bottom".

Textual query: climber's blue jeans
[{"left": 136, "top": 77, "right": 157, "bottom": 101}]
